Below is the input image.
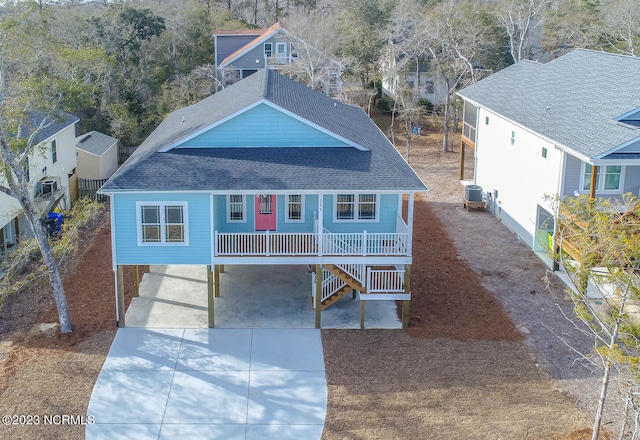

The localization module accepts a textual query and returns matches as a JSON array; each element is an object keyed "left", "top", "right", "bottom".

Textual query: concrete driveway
[{"left": 86, "top": 328, "right": 327, "bottom": 440}]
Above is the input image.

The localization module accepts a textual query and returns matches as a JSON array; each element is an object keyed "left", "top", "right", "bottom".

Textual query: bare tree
[
  {"left": 494, "top": 0, "right": 556, "bottom": 63},
  {"left": 551, "top": 194, "right": 640, "bottom": 440},
  {"left": 600, "top": 0, "right": 640, "bottom": 57},
  {"left": 420, "top": 0, "right": 496, "bottom": 152},
  {"left": 279, "top": 12, "right": 345, "bottom": 95},
  {"left": 0, "top": 114, "right": 74, "bottom": 334}
]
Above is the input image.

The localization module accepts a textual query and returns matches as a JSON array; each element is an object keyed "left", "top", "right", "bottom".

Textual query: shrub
[{"left": 376, "top": 97, "right": 395, "bottom": 113}]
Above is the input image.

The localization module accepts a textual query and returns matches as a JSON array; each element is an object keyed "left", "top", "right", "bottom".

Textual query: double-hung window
[
  {"left": 264, "top": 43, "right": 273, "bottom": 58},
  {"left": 286, "top": 195, "right": 304, "bottom": 222},
  {"left": 335, "top": 194, "right": 378, "bottom": 221},
  {"left": 582, "top": 164, "right": 624, "bottom": 193},
  {"left": 137, "top": 202, "right": 188, "bottom": 245},
  {"left": 227, "top": 195, "right": 245, "bottom": 222},
  {"left": 336, "top": 194, "right": 355, "bottom": 220}
]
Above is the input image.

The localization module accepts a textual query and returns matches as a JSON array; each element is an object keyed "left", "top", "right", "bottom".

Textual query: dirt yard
[{"left": 0, "top": 110, "right": 602, "bottom": 439}]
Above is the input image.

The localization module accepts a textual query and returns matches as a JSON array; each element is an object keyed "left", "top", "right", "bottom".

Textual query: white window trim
[
  {"left": 51, "top": 139, "right": 57, "bottom": 164},
  {"left": 333, "top": 193, "right": 380, "bottom": 223},
  {"left": 136, "top": 201, "right": 189, "bottom": 246},
  {"left": 285, "top": 194, "right": 305, "bottom": 223},
  {"left": 227, "top": 194, "right": 246, "bottom": 223},
  {"left": 580, "top": 163, "right": 625, "bottom": 194},
  {"left": 276, "top": 42, "right": 287, "bottom": 55}
]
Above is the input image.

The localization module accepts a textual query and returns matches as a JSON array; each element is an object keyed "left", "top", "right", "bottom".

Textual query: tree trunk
[
  {"left": 0, "top": 139, "right": 74, "bottom": 334},
  {"left": 442, "top": 92, "right": 451, "bottom": 152},
  {"left": 592, "top": 358, "right": 611, "bottom": 440},
  {"left": 13, "top": 184, "right": 74, "bottom": 333}
]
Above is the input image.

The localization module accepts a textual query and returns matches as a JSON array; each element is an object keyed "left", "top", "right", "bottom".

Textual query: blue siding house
[{"left": 100, "top": 69, "right": 427, "bottom": 328}]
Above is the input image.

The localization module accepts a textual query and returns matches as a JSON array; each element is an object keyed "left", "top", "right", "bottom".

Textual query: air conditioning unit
[{"left": 39, "top": 178, "right": 58, "bottom": 195}]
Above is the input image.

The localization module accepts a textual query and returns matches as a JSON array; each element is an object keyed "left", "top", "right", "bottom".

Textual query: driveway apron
[{"left": 86, "top": 328, "right": 326, "bottom": 440}]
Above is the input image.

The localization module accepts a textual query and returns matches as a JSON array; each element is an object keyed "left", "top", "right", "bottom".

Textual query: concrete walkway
[{"left": 86, "top": 328, "right": 327, "bottom": 440}]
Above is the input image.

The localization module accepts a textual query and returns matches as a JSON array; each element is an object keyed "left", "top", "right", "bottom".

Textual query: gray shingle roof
[
  {"left": 76, "top": 131, "right": 118, "bottom": 156},
  {"left": 101, "top": 70, "right": 426, "bottom": 193},
  {"left": 22, "top": 111, "right": 79, "bottom": 145},
  {"left": 457, "top": 49, "right": 640, "bottom": 159}
]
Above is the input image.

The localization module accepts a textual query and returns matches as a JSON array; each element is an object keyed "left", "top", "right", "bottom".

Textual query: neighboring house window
[
  {"left": 51, "top": 140, "right": 57, "bottom": 164},
  {"left": 425, "top": 81, "right": 434, "bottom": 94},
  {"left": 335, "top": 194, "right": 378, "bottom": 221},
  {"left": 541, "top": 147, "right": 547, "bottom": 158},
  {"left": 286, "top": 195, "right": 304, "bottom": 222},
  {"left": 276, "top": 42, "right": 287, "bottom": 62},
  {"left": 227, "top": 195, "right": 245, "bottom": 222},
  {"left": 137, "top": 202, "right": 188, "bottom": 246},
  {"left": 582, "top": 164, "right": 624, "bottom": 192},
  {"left": 485, "top": 116, "right": 490, "bottom": 125},
  {"left": 510, "top": 131, "right": 516, "bottom": 145},
  {"left": 264, "top": 43, "right": 272, "bottom": 58}
]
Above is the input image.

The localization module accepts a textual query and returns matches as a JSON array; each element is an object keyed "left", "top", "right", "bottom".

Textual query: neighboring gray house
[
  {"left": 457, "top": 49, "right": 640, "bottom": 267},
  {"left": 75, "top": 131, "right": 119, "bottom": 180},
  {"left": 213, "top": 22, "right": 342, "bottom": 96}
]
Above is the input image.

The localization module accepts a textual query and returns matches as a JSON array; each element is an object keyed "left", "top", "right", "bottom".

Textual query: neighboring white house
[
  {"left": 0, "top": 112, "right": 79, "bottom": 260},
  {"left": 457, "top": 49, "right": 640, "bottom": 267},
  {"left": 381, "top": 54, "right": 449, "bottom": 106},
  {"left": 75, "top": 131, "right": 119, "bottom": 180}
]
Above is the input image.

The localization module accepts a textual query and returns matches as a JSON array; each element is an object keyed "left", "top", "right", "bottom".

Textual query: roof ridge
[{"left": 260, "top": 69, "right": 270, "bottom": 98}]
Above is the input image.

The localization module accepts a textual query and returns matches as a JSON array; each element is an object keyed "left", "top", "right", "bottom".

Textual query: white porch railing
[
  {"left": 215, "top": 230, "right": 408, "bottom": 256},
  {"left": 311, "top": 268, "right": 345, "bottom": 308},
  {"left": 215, "top": 231, "right": 317, "bottom": 256},
  {"left": 338, "top": 263, "right": 365, "bottom": 285},
  {"left": 462, "top": 121, "right": 476, "bottom": 143},
  {"left": 366, "top": 268, "right": 405, "bottom": 293},
  {"left": 322, "top": 231, "right": 409, "bottom": 256}
]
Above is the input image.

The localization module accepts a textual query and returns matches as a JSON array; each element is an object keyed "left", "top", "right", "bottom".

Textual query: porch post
[
  {"left": 132, "top": 265, "right": 139, "bottom": 297},
  {"left": 214, "top": 264, "right": 220, "bottom": 298},
  {"left": 407, "top": 193, "right": 415, "bottom": 255},
  {"left": 220, "top": 265, "right": 225, "bottom": 274},
  {"left": 315, "top": 264, "right": 322, "bottom": 328},
  {"left": 207, "top": 265, "right": 215, "bottom": 328},
  {"left": 402, "top": 264, "right": 411, "bottom": 329},
  {"left": 459, "top": 141, "right": 465, "bottom": 181},
  {"left": 317, "top": 194, "right": 323, "bottom": 256},
  {"left": 116, "top": 265, "right": 125, "bottom": 328},
  {"left": 143, "top": 265, "right": 150, "bottom": 273},
  {"left": 589, "top": 165, "right": 598, "bottom": 200},
  {"left": 360, "top": 300, "right": 365, "bottom": 330}
]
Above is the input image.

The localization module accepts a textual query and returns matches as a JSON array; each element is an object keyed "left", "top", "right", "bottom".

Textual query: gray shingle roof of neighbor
[
  {"left": 22, "top": 111, "right": 79, "bottom": 145},
  {"left": 101, "top": 69, "right": 427, "bottom": 193},
  {"left": 456, "top": 49, "right": 640, "bottom": 159},
  {"left": 76, "top": 131, "right": 118, "bottom": 157}
]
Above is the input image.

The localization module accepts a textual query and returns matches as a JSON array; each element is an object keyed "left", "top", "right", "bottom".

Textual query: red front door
[{"left": 255, "top": 195, "right": 276, "bottom": 231}]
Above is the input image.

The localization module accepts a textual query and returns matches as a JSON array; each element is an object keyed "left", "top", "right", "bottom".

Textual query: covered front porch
[{"left": 124, "top": 265, "right": 403, "bottom": 329}]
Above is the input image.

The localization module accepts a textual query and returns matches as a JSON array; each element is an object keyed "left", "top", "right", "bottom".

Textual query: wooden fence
[
  {"left": 118, "top": 146, "right": 138, "bottom": 164},
  {"left": 78, "top": 178, "right": 109, "bottom": 202}
]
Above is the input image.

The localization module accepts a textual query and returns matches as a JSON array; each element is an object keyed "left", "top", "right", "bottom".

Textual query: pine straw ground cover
[{"left": 0, "top": 121, "right": 599, "bottom": 439}]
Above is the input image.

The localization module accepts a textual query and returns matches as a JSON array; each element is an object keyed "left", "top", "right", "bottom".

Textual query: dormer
[{"left": 616, "top": 108, "right": 640, "bottom": 129}]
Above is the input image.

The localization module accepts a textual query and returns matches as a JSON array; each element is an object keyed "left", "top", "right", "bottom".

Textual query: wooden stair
[
  {"left": 320, "top": 264, "right": 365, "bottom": 310},
  {"left": 320, "top": 284, "right": 354, "bottom": 310}
]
